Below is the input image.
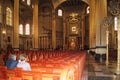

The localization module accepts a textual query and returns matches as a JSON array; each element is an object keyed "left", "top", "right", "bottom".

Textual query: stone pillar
[
  {"left": 89, "top": 0, "right": 96, "bottom": 52},
  {"left": 13, "top": 0, "right": 19, "bottom": 49},
  {"left": 52, "top": 11, "right": 56, "bottom": 50},
  {"left": 63, "top": 18, "right": 66, "bottom": 49},
  {"left": 116, "top": 16, "right": 120, "bottom": 74},
  {"left": 81, "top": 16, "right": 85, "bottom": 50},
  {"left": 1, "top": 0, "right": 6, "bottom": 50},
  {"left": 33, "top": 0, "right": 38, "bottom": 49},
  {"left": 95, "top": 0, "right": 107, "bottom": 62},
  {"left": 114, "top": 31, "right": 117, "bottom": 50},
  {"left": 109, "top": 26, "right": 115, "bottom": 49},
  {"left": 106, "top": 28, "right": 109, "bottom": 65}
]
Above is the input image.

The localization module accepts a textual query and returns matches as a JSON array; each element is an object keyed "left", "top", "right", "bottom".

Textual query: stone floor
[{"left": 81, "top": 53, "right": 120, "bottom": 80}]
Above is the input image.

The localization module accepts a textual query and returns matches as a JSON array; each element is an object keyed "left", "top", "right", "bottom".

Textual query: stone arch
[{"left": 53, "top": 0, "right": 89, "bottom": 10}]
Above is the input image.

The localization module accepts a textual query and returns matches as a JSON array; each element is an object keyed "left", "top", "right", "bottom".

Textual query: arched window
[
  {"left": 27, "top": 0, "right": 31, "bottom": 5},
  {"left": 58, "top": 9, "right": 62, "bottom": 16},
  {"left": 114, "top": 17, "right": 117, "bottom": 31},
  {"left": 19, "top": 24, "right": 23, "bottom": 35},
  {"left": 0, "top": 5, "right": 2, "bottom": 23},
  {"left": 6, "top": 7, "right": 12, "bottom": 26},
  {"left": 87, "top": 6, "right": 90, "bottom": 14},
  {"left": 25, "top": 24, "right": 30, "bottom": 35}
]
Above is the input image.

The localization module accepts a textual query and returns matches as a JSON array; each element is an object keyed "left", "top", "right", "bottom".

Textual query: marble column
[
  {"left": 111, "top": 26, "right": 115, "bottom": 49},
  {"left": 52, "top": 11, "right": 56, "bottom": 50},
  {"left": 33, "top": 0, "right": 39, "bottom": 49},
  {"left": 95, "top": 0, "right": 107, "bottom": 62},
  {"left": 89, "top": 0, "right": 96, "bottom": 52},
  {"left": 116, "top": 16, "right": 120, "bottom": 74},
  {"left": 63, "top": 18, "right": 66, "bottom": 49},
  {"left": 13, "top": 0, "right": 19, "bottom": 49},
  {"left": 1, "top": 0, "right": 6, "bottom": 50},
  {"left": 81, "top": 16, "right": 85, "bottom": 50}
]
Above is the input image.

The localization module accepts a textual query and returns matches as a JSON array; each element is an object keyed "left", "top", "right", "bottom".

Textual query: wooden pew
[
  {"left": 0, "top": 66, "right": 7, "bottom": 79},
  {"left": 2, "top": 50, "right": 86, "bottom": 80},
  {"left": 8, "top": 76, "right": 22, "bottom": 80}
]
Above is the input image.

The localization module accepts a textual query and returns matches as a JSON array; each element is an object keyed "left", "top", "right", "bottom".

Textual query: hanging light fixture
[{"left": 69, "top": 13, "right": 78, "bottom": 21}]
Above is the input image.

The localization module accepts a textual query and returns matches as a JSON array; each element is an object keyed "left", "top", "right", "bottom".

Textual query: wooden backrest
[
  {"left": 0, "top": 66, "right": 7, "bottom": 78},
  {"left": 14, "top": 67, "right": 23, "bottom": 77},
  {"left": 6, "top": 69, "right": 16, "bottom": 79},
  {"left": 9, "top": 76, "right": 22, "bottom": 80},
  {"left": 22, "top": 71, "right": 33, "bottom": 80},
  {"left": 32, "top": 72, "right": 42, "bottom": 80}
]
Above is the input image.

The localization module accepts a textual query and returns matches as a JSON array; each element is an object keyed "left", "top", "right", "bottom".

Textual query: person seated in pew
[
  {"left": 17, "top": 54, "right": 31, "bottom": 71},
  {"left": 6, "top": 54, "right": 18, "bottom": 69}
]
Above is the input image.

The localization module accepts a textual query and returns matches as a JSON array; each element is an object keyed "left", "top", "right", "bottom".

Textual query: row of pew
[
  {"left": 0, "top": 50, "right": 86, "bottom": 80},
  {"left": 2, "top": 50, "right": 73, "bottom": 62}
]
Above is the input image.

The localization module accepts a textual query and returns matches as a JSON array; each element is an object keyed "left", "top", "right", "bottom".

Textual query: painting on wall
[
  {"left": 69, "top": 22, "right": 79, "bottom": 35},
  {"left": 68, "top": 37, "right": 78, "bottom": 50},
  {"left": 72, "top": 26, "right": 76, "bottom": 32}
]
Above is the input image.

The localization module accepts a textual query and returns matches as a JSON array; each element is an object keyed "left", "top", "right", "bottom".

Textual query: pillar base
[
  {"left": 89, "top": 50, "right": 96, "bottom": 56},
  {"left": 95, "top": 54, "right": 106, "bottom": 62},
  {"left": 114, "top": 71, "right": 120, "bottom": 75},
  {"left": 114, "top": 65, "right": 120, "bottom": 75}
]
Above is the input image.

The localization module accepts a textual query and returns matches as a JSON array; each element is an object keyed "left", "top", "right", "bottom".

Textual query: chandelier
[
  {"left": 68, "top": 13, "right": 79, "bottom": 21},
  {"left": 108, "top": 0, "right": 120, "bottom": 16}
]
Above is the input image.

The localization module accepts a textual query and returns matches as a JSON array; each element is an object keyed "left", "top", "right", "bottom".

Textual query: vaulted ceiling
[
  {"left": 8, "top": 0, "right": 89, "bottom": 21},
  {"left": 60, "top": 0, "right": 86, "bottom": 7},
  {"left": 19, "top": 0, "right": 89, "bottom": 10},
  {"left": 11, "top": 0, "right": 89, "bottom": 10}
]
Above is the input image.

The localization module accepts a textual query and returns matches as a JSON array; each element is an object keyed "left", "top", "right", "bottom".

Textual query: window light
[
  {"left": 87, "top": 6, "right": 90, "bottom": 14},
  {"left": 58, "top": 9, "right": 62, "bottom": 16},
  {"left": 19, "top": 24, "right": 23, "bottom": 35},
  {"left": 6, "top": 7, "right": 12, "bottom": 26},
  {"left": 27, "top": 0, "right": 31, "bottom": 6},
  {"left": 25, "top": 24, "right": 30, "bottom": 35}
]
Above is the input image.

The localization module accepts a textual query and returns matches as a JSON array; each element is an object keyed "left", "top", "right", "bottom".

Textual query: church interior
[{"left": 0, "top": 0, "right": 120, "bottom": 80}]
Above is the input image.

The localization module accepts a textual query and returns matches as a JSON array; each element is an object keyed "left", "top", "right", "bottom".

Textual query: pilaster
[
  {"left": 33, "top": 0, "right": 39, "bottom": 49},
  {"left": 95, "top": 0, "right": 107, "bottom": 62},
  {"left": 52, "top": 11, "right": 56, "bottom": 50},
  {"left": 116, "top": 16, "right": 120, "bottom": 74},
  {"left": 13, "top": 0, "right": 19, "bottom": 49},
  {"left": 63, "top": 18, "right": 66, "bottom": 49},
  {"left": 81, "top": 15, "right": 85, "bottom": 49},
  {"left": 89, "top": 0, "right": 96, "bottom": 51}
]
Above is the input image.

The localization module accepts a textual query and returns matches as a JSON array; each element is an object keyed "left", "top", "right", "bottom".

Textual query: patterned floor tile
[{"left": 83, "top": 53, "right": 120, "bottom": 80}]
